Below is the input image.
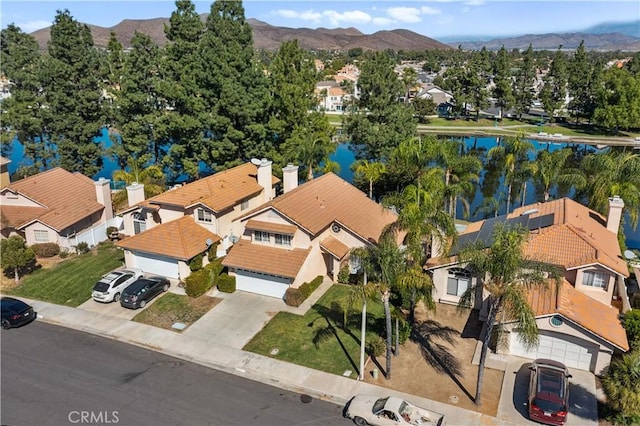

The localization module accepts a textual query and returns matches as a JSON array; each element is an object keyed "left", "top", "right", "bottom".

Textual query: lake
[{"left": 6, "top": 133, "right": 640, "bottom": 249}]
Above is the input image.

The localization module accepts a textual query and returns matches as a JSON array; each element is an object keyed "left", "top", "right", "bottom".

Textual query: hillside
[
  {"left": 30, "top": 16, "right": 452, "bottom": 52},
  {"left": 452, "top": 32, "right": 640, "bottom": 51}
]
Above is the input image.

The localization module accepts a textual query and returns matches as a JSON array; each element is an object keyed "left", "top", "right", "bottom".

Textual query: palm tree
[
  {"left": 457, "top": 223, "right": 561, "bottom": 406},
  {"left": 112, "top": 158, "right": 166, "bottom": 209},
  {"left": 487, "top": 134, "right": 534, "bottom": 214},
  {"left": 532, "top": 148, "right": 586, "bottom": 202},
  {"left": 581, "top": 151, "right": 640, "bottom": 229},
  {"left": 352, "top": 159, "right": 386, "bottom": 199},
  {"left": 601, "top": 349, "right": 640, "bottom": 420}
]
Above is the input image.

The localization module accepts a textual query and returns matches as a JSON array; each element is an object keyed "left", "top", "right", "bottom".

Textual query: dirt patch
[
  {"left": 362, "top": 303, "right": 503, "bottom": 417},
  {"left": 133, "top": 294, "right": 223, "bottom": 332}
]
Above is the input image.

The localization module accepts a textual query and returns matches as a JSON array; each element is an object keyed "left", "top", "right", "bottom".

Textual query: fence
[{"left": 64, "top": 216, "right": 123, "bottom": 250}]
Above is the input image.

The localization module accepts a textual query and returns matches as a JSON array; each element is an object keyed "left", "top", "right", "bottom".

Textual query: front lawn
[
  {"left": 6, "top": 242, "right": 124, "bottom": 307},
  {"left": 132, "top": 293, "right": 222, "bottom": 331},
  {"left": 243, "top": 284, "right": 385, "bottom": 378}
]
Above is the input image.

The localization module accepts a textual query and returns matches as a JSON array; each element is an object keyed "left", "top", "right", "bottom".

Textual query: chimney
[
  {"left": 607, "top": 195, "right": 624, "bottom": 233},
  {"left": 126, "top": 182, "right": 145, "bottom": 207},
  {"left": 282, "top": 163, "right": 299, "bottom": 193},
  {"left": 257, "top": 158, "right": 273, "bottom": 203},
  {"left": 94, "top": 178, "right": 113, "bottom": 221}
]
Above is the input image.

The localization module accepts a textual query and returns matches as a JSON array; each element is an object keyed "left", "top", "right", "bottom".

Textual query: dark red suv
[{"left": 528, "top": 359, "right": 572, "bottom": 425}]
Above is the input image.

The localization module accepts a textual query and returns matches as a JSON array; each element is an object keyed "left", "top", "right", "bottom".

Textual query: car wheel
[
  {"left": 113, "top": 293, "right": 121, "bottom": 302},
  {"left": 139, "top": 300, "right": 147, "bottom": 308},
  {"left": 163, "top": 284, "right": 169, "bottom": 292},
  {"left": 1, "top": 319, "right": 11, "bottom": 330},
  {"left": 353, "top": 416, "right": 368, "bottom": 426}
]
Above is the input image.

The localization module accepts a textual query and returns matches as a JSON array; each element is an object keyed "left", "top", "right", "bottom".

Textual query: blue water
[{"left": 7, "top": 133, "right": 639, "bottom": 249}]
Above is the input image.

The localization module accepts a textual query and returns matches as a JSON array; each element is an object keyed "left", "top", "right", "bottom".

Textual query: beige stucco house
[
  {"left": 222, "top": 168, "right": 398, "bottom": 299},
  {"left": 116, "top": 160, "right": 279, "bottom": 280},
  {"left": 425, "top": 197, "right": 630, "bottom": 373},
  {"left": 0, "top": 167, "right": 114, "bottom": 250}
]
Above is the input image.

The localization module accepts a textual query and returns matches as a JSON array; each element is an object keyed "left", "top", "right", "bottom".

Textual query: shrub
[
  {"left": 367, "top": 336, "right": 386, "bottom": 358},
  {"left": 59, "top": 250, "right": 70, "bottom": 259},
  {"left": 75, "top": 242, "right": 90, "bottom": 254},
  {"left": 31, "top": 242, "right": 60, "bottom": 258},
  {"left": 106, "top": 226, "right": 119, "bottom": 238},
  {"left": 184, "top": 268, "right": 212, "bottom": 298},
  {"left": 284, "top": 287, "right": 304, "bottom": 307},
  {"left": 207, "top": 242, "right": 219, "bottom": 262},
  {"left": 337, "top": 264, "right": 351, "bottom": 284},
  {"left": 189, "top": 253, "right": 204, "bottom": 272},
  {"left": 623, "top": 310, "right": 640, "bottom": 350},
  {"left": 217, "top": 273, "right": 236, "bottom": 293},
  {"left": 208, "top": 258, "right": 224, "bottom": 280}
]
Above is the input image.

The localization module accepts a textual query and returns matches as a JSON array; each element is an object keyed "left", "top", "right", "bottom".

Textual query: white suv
[{"left": 92, "top": 268, "right": 143, "bottom": 303}]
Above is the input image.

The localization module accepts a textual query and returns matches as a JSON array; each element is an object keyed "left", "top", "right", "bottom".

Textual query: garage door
[
  {"left": 235, "top": 270, "right": 291, "bottom": 299},
  {"left": 509, "top": 331, "right": 597, "bottom": 371},
  {"left": 133, "top": 253, "right": 179, "bottom": 279}
]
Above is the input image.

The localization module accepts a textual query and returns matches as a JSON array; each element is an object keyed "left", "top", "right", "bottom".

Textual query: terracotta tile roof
[
  {"left": 320, "top": 236, "right": 350, "bottom": 260},
  {"left": 245, "top": 219, "right": 297, "bottom": 235},
  {"left": 117, "top": 216, "right": 221, "bottom": 261},
  {"left": 139, "top": 163, "right": 279, "bottom": 213},
  {"left": 243, "top": 173, "right": 397, "bottom": 243},
  {"left": 222, "top": 239, "right": 310, "bottom": 279},
  {"left": 1, "top": 168, "right": 104, "bottom": 231},
  {"left": 526, "top": 279, "right": 629, "bottom": 351},
  {"left": 1, "top": 205, "right": 47, "bottom": 228}
]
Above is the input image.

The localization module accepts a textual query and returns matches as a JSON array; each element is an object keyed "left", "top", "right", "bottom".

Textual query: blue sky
[{"left": 1, "top": 0, "right": 638, "bottom": 40}]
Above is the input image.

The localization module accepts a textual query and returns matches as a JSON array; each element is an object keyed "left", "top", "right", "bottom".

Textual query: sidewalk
[{"left": 23, "top": 294, "right": 518, "bottom": 426}]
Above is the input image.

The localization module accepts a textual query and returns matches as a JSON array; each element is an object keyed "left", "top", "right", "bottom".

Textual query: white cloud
[
  {"left": 273, "top": 9, "right": 322, "bottom": 23},
  {"left": 372, "top": 17, "right": 394, "bottom": 26},
  {"left": 386, "top": 7, "right": 422, "bottom": 24},
  {"left": 420, "top": 6, "right": 442, "bottom": 15},
  {"left": 16, "top": 20, "right": 51, "bottom": 32},
  {"left": 322, "top": 10, "right": 372, "bottom": 26},
  {"left": 465, "top": 0, "right": 485, "bottom": 6}
]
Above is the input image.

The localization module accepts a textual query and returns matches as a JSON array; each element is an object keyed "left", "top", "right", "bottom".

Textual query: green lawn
[
  {"left": 7, "top": 242, "right": 124, "bottom": 307},
  {"left": 243, "top": 284, "right": 385, "bottom": 378},
  {"left": 133, "top": 293, "right": 221, "bottom": 331}
]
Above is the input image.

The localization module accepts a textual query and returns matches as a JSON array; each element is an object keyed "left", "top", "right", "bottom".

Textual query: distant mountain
[
  {"left": 451, "top": 32, "right": 640, "bottom": 51},
  {"left": 583, "top": 20, "right": 640, "bottom": 38},
  {"left": 30, "top": 16, "right": 452, "bottom": 52}
]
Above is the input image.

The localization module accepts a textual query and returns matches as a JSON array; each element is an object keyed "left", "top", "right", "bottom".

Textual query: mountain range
[{"left": 29, "top": 16, "right": 640, "bottom": 52}]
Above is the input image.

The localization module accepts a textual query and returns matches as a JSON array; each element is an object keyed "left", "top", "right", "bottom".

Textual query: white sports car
[{"left": 345, "top": 394, "right": 445, "bottom": 426}]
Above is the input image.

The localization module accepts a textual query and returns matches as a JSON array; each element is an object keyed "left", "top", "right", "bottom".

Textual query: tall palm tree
[
  {"left": 457, "top": 223, "right": 561, "bottom": 406},
  {"left": 487, "top": 134, "right": 534, "bottom": 214},
  {"left": 532, "top": 148, "right": 586, "bottom": 202},
  {"left": 601, "top": 349, "right": 640, "bottom": 419},
  {"left": 581, "top": 151, "right": 640, "bottom": 229},
  {"left": 352, "top": 159, "right": 386, "bottom": 199}
]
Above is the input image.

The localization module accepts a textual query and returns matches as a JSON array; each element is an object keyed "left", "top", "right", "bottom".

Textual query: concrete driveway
[
  {"left": 181, "top": 291, "right": 286, "bottom": 349},
  {"left": 497, "top": 358, "right": 598, "bottom": 426}
]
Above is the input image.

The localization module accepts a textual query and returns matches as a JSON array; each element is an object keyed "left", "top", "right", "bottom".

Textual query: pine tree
[
  {"left": 540, "top": 47, "right": 568, "bottom": 122},
  {"left": 512, "top": 44, "right": 536, "bottom": 120},
  {"left": 492, "top": 47, "right": 514, "bottom": 120},
  {"left": 40, "top": 9, "right": 106, "bottom": 177}
]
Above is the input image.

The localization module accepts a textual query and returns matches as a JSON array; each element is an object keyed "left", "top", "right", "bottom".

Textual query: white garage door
[
  {"left": 510, "top": 331, "right": 597, "bottom": 371},
  {"left": 235, "top": 270, "right": 291, "bottom": 299},
  {"left": 134, "top": 253, "right": 179, "bottom": 279}
]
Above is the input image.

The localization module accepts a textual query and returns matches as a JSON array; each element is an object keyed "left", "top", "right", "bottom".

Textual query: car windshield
[
  {"left": 372, "top": 398, "right": 388, "bottom": 414},
  {"left": 533, "top": 397, "right": 564, "bottom": 413},
  {"left": 399, "top": 401, "right": 412, "bottom": 415},
  {"left": 93, "top": 282, "right": 110, "bottom": 292}
]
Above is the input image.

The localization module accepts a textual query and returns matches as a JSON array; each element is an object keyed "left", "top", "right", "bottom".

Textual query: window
[
  {"left": 582, "top": 271, "right": 607, "bottom": 289},
  {"left": 34, "top": 229, "right": 49, "bottom": 242},
  {"left": 241, "top": 199, "right": 249, "bottom": 210},
  {"left": 197, "top": 208, "right": 212, "bottom": 223},
  {"left": 255, "top": 231, "right": 270, "bottom": 242},
  {"left": 447, "top": 268, "right": 470, "bottom": 296},
  {"left": 133, "top": 219, "right": 146, "bottom": 235},
  {"left": 275, "top": 234, "right": 291, "bottom": 247}
]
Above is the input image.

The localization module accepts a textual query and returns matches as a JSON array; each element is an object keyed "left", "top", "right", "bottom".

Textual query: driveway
[
  {"left": 497, "top": 358, "right": 598, "bottom": 426},
  {"left": 181, "top": 291, "right": 286, "bottom": 349}
]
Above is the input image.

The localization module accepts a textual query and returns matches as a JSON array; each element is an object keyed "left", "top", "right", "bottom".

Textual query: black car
[
  {"left": 1, "top": 297, "right": 37, "bottom": 329},
  {"left": 120, "top": 276, "right": 170, "bottom": 309}
]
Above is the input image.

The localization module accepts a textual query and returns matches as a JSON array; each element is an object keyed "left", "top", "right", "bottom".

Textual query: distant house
[
  {"left": 415, "top": 84, "right": 454, "bottom": 116},
  {"left": 116, "top": 160, "right": 279, "bottom": 280},
  {"left": 0, "top": 157, "right": 10, "bottom": 188},
  {"left": 222, "top": 169, "right": 398, "bottom": 299},
  {"left": 315, "top": 80, "right": 355, "bottom": 112},
  {"left": 425, "top": 197, "right": 630, "bottom": 373},
  {"left": 0, "top": 167, "right": 114, "bottom": 249}
]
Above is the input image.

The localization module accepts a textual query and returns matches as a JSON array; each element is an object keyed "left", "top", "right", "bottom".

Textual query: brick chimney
[
  {"left": 607, "top": 195, "right": 624, "bottom": 233},
  {"left": 94, "top": 178, "right": 113, "bottom": 222},
  {"left": 126, "top": 182, "right": 145, "bottom": 207},
  {"left": 257, "top": 158, "right": 273, "bottom": 203},
  {"left": 282, "top": 163, "right": 299, "bottom": 193}
]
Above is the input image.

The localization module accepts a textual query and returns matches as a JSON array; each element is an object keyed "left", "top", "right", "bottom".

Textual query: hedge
[
  {"left": 217, "top": 273, "right": 236, "bottom": 293},
  {"left": 31, "top": 242, "right": 60, "bottom": 258},
  {"left": 184, "top": 268, "right": 212, "bottom": 298},
  {"left": 284, "top": 275, "right": 323, "bottom": 307}
]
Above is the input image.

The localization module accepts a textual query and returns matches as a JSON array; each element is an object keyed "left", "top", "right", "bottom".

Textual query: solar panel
[{"left": 527, "top": 213, "right": 555, "bottom": 231}]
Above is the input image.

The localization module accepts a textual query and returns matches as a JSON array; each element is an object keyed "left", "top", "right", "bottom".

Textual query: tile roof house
[
  {"left": 116, "top": 160, "right": 279, "bottom": 280},
  {"left": 0, "top": 167, "right": 114, "bottom": 249},
  {"left": 222, "top": 167, "right": 398, "bottom": 299},
  {"left": 425, "top": 197, "right": 630, "bottom": 374}
]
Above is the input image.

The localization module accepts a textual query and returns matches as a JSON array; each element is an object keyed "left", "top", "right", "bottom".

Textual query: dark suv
[
  {"left": 528, "top": 359, "right": 572, "bottom": 425},
  {"left": 120, "top": 276, "right": 170, "bottom": 309}
]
